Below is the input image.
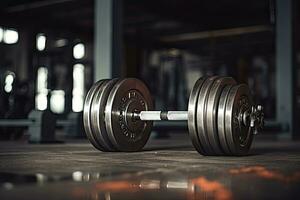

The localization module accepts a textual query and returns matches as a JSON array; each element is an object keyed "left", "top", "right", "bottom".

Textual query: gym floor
[{"left": 0, "top": 134, "right": 299, "bottom": 200}]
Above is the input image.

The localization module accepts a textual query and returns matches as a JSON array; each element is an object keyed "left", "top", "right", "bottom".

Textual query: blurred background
[{"left": 0, "top": 0, "right": 299, "bottom": 141}]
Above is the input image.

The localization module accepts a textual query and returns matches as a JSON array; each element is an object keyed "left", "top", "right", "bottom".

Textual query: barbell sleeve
[{"left": 135, "top": 111, "right": 188, "bottom": 121}]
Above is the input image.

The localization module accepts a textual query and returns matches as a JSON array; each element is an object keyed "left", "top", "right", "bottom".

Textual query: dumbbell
[{"left": 83, "top": 76, "right": 264, "bottom": 156}]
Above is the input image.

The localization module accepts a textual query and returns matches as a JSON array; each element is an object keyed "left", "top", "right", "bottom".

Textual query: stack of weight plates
[
  {"left": 188, "top": 76, "right": 255, "bottom": 156},
  {"left": 83, "top": 78, "right": 153, "bottom": 152}
]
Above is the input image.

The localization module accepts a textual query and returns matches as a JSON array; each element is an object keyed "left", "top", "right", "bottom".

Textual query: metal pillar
[
  {"left": 276, "top": 0, "right": 294, "bottom": 137},
  {"left": 18, "top": 29, "right": 29, "bottom": 81},
  {"left": 94, "top": 0, "right": 123, "bottom": 81}
]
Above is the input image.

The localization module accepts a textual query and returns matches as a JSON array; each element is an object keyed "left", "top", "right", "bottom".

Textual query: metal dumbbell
[{"left": 83, "top": 76, "right": 264, "bottom": 156}]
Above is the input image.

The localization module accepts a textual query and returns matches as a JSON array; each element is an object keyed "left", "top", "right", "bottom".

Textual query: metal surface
[
  {"left": 138, "top": 111, "right": 188, "bottom": 121},
  {"left": 187, "top": 77, "right": 207, "bottom": 155},
  {"left": 0, "top": 119, "right": 34, "bottom": 126},
  {"left": 217, "top": 85, "right": 234, "bottom": 155},
  {"left": 206, "top": 77, "right": 236, "bottom": 155},
  {"left": 94, "top": 0, "right": 123, "bottom": 80},
  {"left": 0, "top": 119, "right": 72, "bottom": 127},
  {"left": 83, "top": 80, "right": 106, "bottom": 151},
  {"left": 160, "top": 25, "right": 272, "bottom": 42},
  {"left": 196, "top": 76, "right": 218, "bottom": 155},
  {"left": 249, "top": 105, "right": 264, "bottom": 134},
  {"left": 276, "top": 0, "right": 294, "bottom": 137},
  {"left": 91, "top": 79, "right": 118, "bottom": 151},
  {"left": 138, "top": 111, "right": 161, "bottom": 120},
  {"left": 225, "top": 84, "right": 254, "bottom": 155},
  {"left": 105, "top": 78, "right": 153, "bottom": 151},
  {"left": 94, "top": 0, "right": 112, "bottom": 79},
  {"left": 167, "top": 111, "right": 188, "bottom": 120}
]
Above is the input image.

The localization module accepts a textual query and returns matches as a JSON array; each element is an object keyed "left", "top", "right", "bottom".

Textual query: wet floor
[{"left": 0, "top": 134, "right": 300, "bottom": 200}]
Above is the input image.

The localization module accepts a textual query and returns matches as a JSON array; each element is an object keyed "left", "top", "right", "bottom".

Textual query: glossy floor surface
[{"left": 0, "top": 134, "right": 300, "bottom": 200}]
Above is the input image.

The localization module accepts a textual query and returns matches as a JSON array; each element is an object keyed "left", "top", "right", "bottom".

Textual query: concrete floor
[{"left": 0, "top": 134, "right": 300, "bottom": 200}]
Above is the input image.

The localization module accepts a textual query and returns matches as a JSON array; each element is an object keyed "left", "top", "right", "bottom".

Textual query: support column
[
  {"left": 94, "top": 0, "right": 123, "bottom": 81},
  {"left": 18, "top": 29, "right": 29, "bottom": 81},
  {"left": 276, "top": 0, "right": 294, "bottom": 137}
]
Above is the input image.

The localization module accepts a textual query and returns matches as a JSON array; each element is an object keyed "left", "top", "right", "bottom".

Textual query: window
[
  {"left": 50, "top": 90, "right": 65, "bottom": 114},
  {"left": 54, "top": 38, "right": 68, "bottom": 48},
  {"left": 4, "top": 72, "right": 15, "bottom": 93},
  {"left": 0, "top": 27, "right": 3, "bottom": 42},
  {"left": 35, "top": 67, "right": 48, "bottom": 110},
  {"left": 3, "top": 29, "right": 18, "bottom": 44},
  {"left": 72, "top": 64, "right": 85, "bottom": 112},
  {"left": 73, "top": 43, "right": 85, "bottom": 59},
  {"left": 36, "top": 34, "right": 46, "bottom": 51},
  {"left": 35, "top": 94, "right": 48, "bottom": 111}
]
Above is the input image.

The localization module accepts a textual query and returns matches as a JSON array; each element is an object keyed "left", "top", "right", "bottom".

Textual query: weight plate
[
  {"left": 83, "top": 80, "right": 106, "bottom": 151},
  {"left": 188, "top": 76, "right": 208, "bottom": 155},
  {"left": 206, "top": 77, "right": 236, "bottom": 155},
  {"left": 105, "top": 78, "right": 153, "bottom": 151},
  {"left": 217, "top": 85, "right": 234, "bottom": 155},
  {"left": 225, "top": 84, "right": 254, "bottom": 155},
  {"left": 91, "top": 79, "right": 119, "bottom": 151},
  {"left": 196, "top": 76, "right": 219, "bottom": 155}
]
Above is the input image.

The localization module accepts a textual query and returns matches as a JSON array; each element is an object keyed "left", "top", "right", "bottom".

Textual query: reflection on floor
[{"left": 0, "top": 134, "right": 299, "bottom": 200}]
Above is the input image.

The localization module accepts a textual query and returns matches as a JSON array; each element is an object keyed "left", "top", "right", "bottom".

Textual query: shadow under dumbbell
[
  {"left": 251, "top": 147, "right": 300, "bottom": 155},
  {"left": 142, "top": 147, "right": 262, "bottom": 156},
  {"left": 143, "top": 145, "right": 194, "bottom": 152}
]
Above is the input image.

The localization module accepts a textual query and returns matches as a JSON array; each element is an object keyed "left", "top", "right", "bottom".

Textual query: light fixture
[{"left": 72, "top": 64, "right": 85, "bottom": 112}]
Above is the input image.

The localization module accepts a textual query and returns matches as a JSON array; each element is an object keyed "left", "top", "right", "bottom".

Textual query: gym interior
[{"left": 0, "top": 0, "right": 300, "bottom": 199}]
